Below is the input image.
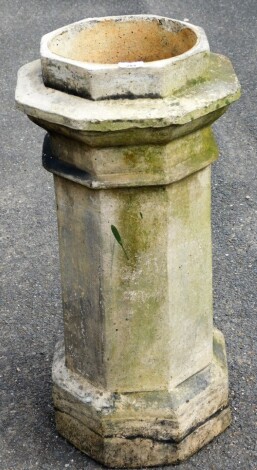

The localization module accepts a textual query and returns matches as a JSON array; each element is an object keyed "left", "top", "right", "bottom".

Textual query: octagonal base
[{"left": 52, "top": 329, "right": 231, "bottom": 467}]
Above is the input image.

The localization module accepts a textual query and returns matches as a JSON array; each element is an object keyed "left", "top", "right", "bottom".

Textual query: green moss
[
  {"left": 118, "top": 187, "right": 167, "bottom": 267},
  {"left": 187, "top": 76, "right": 207, "bottom": 87},
  {"left": 107, "top": 186, "right": 169, "bottom": 388},
  {"left": 123, "top": 145, "right": 165, "bottom": 175},
  {"left": 172, "top": 75, "right": 209, "bottom": 97},
  {"left": 192, "top": 127, "right": 219, "bottom": 161},
  {"left": 118, "top": 188, "right": 166, "bottom": 266}
]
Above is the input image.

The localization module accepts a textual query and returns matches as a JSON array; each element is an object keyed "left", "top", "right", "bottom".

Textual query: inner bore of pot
[{"left": 49, "top": 19, "right": 197, "bottom": 64}]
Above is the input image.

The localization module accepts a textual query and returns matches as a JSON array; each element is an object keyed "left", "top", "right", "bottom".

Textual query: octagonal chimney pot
[{"left": 16, "top": 14, "right": 240, "bottom": 468}]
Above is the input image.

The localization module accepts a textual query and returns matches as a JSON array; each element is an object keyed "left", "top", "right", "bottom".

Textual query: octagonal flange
[
  {"left": 40, "top": 15, "right": 210, "bottom": 100},
  {"left": 16, "top": 54, "right": 240, "bottom": 135}
]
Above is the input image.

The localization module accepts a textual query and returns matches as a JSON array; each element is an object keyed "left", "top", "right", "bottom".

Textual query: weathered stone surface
[
  {"left": 55, "top": 408, "right": 231, "bottom": 468},
  {"left": 40, "top": 15, "right": 209, "bottom": 100},
  {"left": 45, "top": 125, "right": 219, "bottom": 188},
  {"left": 54, "top": 164, "right": 213, "bottom": 391},
  {"left": 16, "top": 55, "right": 240, "bottom": 132},
  {"left": 15, "top": 16, "right": 240, "bottom": 466},
  {"left": 52, "top": 329, "right": 231, "bottom": 468}
]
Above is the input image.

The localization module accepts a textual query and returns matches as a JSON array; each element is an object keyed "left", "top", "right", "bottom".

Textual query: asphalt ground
[{"left": 1, "top": 1, "right": 257, "bottom": 469}]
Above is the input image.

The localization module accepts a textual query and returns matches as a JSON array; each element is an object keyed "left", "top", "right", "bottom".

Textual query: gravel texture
[{"left": 1, "top": 1, "right": 256, "bottom": 469}]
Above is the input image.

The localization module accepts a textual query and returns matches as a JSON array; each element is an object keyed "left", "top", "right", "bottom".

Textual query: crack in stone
[{"left": 55, "top": 405, "right": 229, "bottom": 444}]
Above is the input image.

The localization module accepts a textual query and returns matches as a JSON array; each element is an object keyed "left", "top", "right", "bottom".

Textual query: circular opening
[{"left": 49, "top": 18, "right": 197, "bottom": 64}]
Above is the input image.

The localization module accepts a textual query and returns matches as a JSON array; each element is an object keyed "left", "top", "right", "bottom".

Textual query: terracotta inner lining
[{"left": 49, "top": 20, "right": 197, "bottom": 64}]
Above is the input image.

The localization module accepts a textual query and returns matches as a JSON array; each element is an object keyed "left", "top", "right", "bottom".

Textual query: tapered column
[{"left": 53, "top": 134, "right": 214, "bottom": 393}]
